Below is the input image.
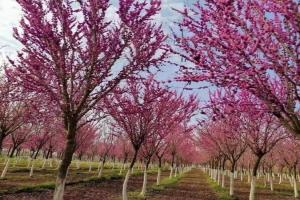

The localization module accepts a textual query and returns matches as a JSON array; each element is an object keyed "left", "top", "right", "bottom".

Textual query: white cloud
[{"left": 0, "top": 0, "right": 21, "bottom": 57}]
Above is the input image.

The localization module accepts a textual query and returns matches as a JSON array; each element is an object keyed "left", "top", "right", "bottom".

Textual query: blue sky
[{"left": 0, "top": 0, "right": 210, "bottom": 106}]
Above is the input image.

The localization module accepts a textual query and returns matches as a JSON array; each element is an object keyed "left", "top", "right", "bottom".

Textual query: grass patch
[
  {"left": 128, "top": 173, "right": 183, "bottom": 200},
  {"left": 206, "top": 178, "right": 237, "bottom": 200},
  {"left": 128, "top": 192, "right": 147, "bottom": 200},
  {"left": 15, "top": 183, "right": 55, "bottom": 193},
  {"left": 151, "top": 175, "right": 181, "bottom": 192},
  {"left": 255, "top": 183, "right": 295, "bottom": 197}
]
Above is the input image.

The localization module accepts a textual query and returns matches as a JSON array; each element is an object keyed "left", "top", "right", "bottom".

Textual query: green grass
[
  {"left": 0, "top": 155, "right": 171, "bottom": 197},
  {"left": 255, "top": 181, "right": 297, "bottom": 197},
  {"left": 3, "top": 171, "right": 125, "bottom": 194},
  {"left": 128, "top": 192, "right": 147, "bottom": 200},
  {"left": 128, "top": 174, "right": 183, "bottom": 200},
  {"left": 151, "top": 175, "right": 181, "bottom": 192},
  {"left": 16, "top": 183, "right": 55, "bottom": 193},
  {"left": 206, "top": 178, "right": 237, "bottom": 200}
]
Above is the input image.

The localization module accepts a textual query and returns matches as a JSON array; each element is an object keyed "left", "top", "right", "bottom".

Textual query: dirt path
[
  {"left": 0, "top": 171, "right": 169, "bottom": 200},
  {"left": 147, "top": 169, "right": 219, "bottom": 200}
]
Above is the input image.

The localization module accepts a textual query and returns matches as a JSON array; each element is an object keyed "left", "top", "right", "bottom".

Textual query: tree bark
[
  {"left": 0, "top": 133, "right": 6, "bottom": 155},
  {"left": 9, "top": 146, "right": 17, "bottom": 158},
  {"left": 229, "top": 171, "right": 234, "bottom": 196},
  {"left": 53, "top": 122, "right": 77, "bottom": 200},
  {"left": 229, "top": 161, "right": 236, "bottom": 196},
  {"left": 140, "top": 166, "right": 148, "bottom": 196},
  {"left": 29, "top": 160, "right": 34, "bottom": 177},
  {"left": 34, "top": 148, "right": 41, "bottom": 159},
  {"left": 294, "top": 165, "right": 299, "bottom": 198},
  {"left": 157, "top": 157, "right": 162, "bottom": 185},
  {"left": 98, "top": 159, "right": 105, "bottom": 178},
  {"left": 249, "top": 176, "right": 257, "bottom": 200},
  {"left": 122, "top": 149, "right": 139, "bottom": 200},
  {"left": 1, "top": 158, "right": 10, "bottom": 178},
  {"left": 249, "top": 155, "right": 263, "bottom": 200}
]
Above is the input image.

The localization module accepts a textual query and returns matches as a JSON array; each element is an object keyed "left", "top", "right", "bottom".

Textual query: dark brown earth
[{"left": 0, "top": 171, "right": 169, "bottom": 200}]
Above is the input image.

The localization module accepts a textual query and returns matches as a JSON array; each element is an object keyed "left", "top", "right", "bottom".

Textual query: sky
[{"left": 0, "top": 0, "right": 210, "bottom": 106}]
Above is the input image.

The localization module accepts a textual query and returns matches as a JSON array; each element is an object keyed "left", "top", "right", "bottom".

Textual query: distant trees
[{"left": 105, "top": 77, "right": 198, "bottom": 200}]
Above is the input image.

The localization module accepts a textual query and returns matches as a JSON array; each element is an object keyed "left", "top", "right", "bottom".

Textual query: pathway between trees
[{"left": 147, "top": 169, "right": 219, "bottom": 200}]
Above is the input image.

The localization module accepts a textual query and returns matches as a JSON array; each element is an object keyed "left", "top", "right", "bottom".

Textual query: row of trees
[
  {"left": 176, "top": 1, "right": 299, "bottom": 199},
  {"left": 197, "top": 89, "right": 298, "bottom": 200},
  {"left": 0, "top": 73, "right": 199, "bottom": 200}
]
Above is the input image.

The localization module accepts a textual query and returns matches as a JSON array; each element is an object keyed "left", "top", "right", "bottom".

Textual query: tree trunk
[
  {"left": 279, "top": 173, "right": 282, "bottom": 184},
  {"left": 229, "top": 161, "right": 236, "bottom": 196},
  {"left": 16, "top": 148, "right": 21, "bottom": 157},
  {"left": 53, "top": 123, "right": 77, "bottom": 200},
  {"left": 249, "top": 176, "right": 257, "bottom": 200},
  {"left": 169, "top": 166, "right": 173, "bottom": 178},
  {"left": 221, "top": 170, "right": 225, "bottom": 188},
  {"left": 34, "top": 149, "right": 40, "bottom": 159},
  {"left": 249, "top": 155, "right": 263, "bottom": 200},
  {"left": 30, "top": 150, "right": 35, "bottom": 158},
  {"left": 170, "top": 153, "right": 175, "bottom": 178},
  {"left": 174, "top": 166, "right": 178, "bottom": 177},
  {"left": 0, "top": 133, "right": 6, "bottom": 155},
  {"left": 140, "top": 166, "right": 148, "bottom": 196},
  {"left": 294, "top": 165, "right": 299, "bottom": 198},
  {"left": 122, "top": 149, "right": 138, "bottom": 200},
  {"left": 98, "top": 159, "right": 105, "bottom": 178},
  {"left": 120, "top": 155, "right": 128, "bottom": 175},
  {"left": 122, "top": 169, "right": 131, "bottom": 200},
  {"left": 270, "top": 172, "right": 274, "bottom": 192},
  {"left": 29, "top": 160, "right": 34, "bottom": 177},
  {"left": 89, "top": 162, "right": 92, "bottom": 172},
  {"left": 157, "top": 157, "right": 162, "bottom": 185},
  {"left": 1, "top": 158, "right": 10, "bottom": 178},
  {"left": 42, "top": 159, "right": 47, "bottom": 169},
  {"left": 229, "top": 171, "right": 234, "bottom": 196},
  {"left": 7, "top": 146, "right": 11, "bottom": 157},
  {"left": 9, "top": 146, "right": 17, "bottom": 158},
  {"left": 46, "top": 148, "right": 51, "bottom": 159}
]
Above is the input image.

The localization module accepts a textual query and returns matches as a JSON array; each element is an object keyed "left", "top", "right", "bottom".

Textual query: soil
[
  {"left": 0, "top": 168, "right": 297, "bottom": 200},
  {"left": 0, "top": 170, "right": 169, "bottom": 200},
  {"left": 147, "top": 169, "right": 219, "bottom": 200}
]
